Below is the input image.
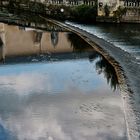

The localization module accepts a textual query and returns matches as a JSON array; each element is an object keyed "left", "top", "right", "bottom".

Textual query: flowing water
[
  {"left": 0, "top": 23, "right": 127, "bottom": 140},
  {"left": 66, "top": 21, "right": 140, "bottom": 62}
]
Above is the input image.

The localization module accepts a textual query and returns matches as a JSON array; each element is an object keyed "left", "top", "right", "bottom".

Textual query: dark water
[
  {"left": 66, "top": 21, "right": 140, "bottom": 62},
  {"left": 0, "top": 23, "right": 127, "bottom": 140}
]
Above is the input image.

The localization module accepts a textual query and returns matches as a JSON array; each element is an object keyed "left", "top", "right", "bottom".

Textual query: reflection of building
[
  {"left": 0, "top": 37, "right": 3, "bottom": 61},
  {"left": 51, "top": 32, "right": 59, "bottom": 48},
  {"left": 0, "top": 23, "right": 75, "bottom": 60},
  {"left": 34, "top": 31, "right": 43, "bottom": 44},
  {"left": 0, "top": 23, "right": 5, "bottom": 62}
]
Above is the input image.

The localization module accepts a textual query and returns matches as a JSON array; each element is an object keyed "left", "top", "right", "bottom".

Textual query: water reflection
[
  {"left": 0, "top": 124, "right": 15, "bottom": 140},
  {"left": 67, "top": 32, "right": 119, "bottom": 90},
  {"left": 51, "top": 32, "right": 59, "bottom": 47},
  {"left": 0, "top": 11, "right": 66, "bottom": 32},
  {"left": 34, "top": 31, "right": 43, "bottom": 44},
  {"left": 0, "top": 23, "right": 119, "bottom": 90},
  {"left": 0, "top": 23, "right": 126, "bottom": 140},
  {"left": 0, "top": 23, "right": 73, "bottom": 60},
  {"left": 67, "top": 32, "right": 93, "bottom": 51},
  {"left": 66, "top": 21, "right": 140, "bottom": 60},
  {"left": 0, "top": 37, "right": 3, "bottom": 47},
  {"left": 0, "top": 60, "right": 126, "bottom": 140},
  {"left": 89, "top": 54, "right": 119, "bottom": 90}
]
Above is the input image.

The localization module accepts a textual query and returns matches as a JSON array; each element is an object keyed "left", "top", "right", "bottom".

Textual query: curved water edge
[
  {"left": 44, "top": 18, "right": 140, "bottom": 140},
  {"left": 0, "top": 23, "right": 127, "bottom": 139},
  {"left": 65, "top": 21, "right": 140, "bottom": 63}
]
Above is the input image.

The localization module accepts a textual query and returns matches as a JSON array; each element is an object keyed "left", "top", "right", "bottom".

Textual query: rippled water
[
  {"left": 0, "top": 23, "right": 127, "bottom": 140},
  {"left": 66, "top": 21, "right": 140, "bottom": 61}
]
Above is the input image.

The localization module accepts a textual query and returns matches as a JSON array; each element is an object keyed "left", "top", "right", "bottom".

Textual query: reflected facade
[
  {"left": 51, "top": 31, "right": 59, "bottom": 47},
  {"left": 0, "top": 23, "right": 73, "bottom": 60},
  {"left": 0, "top": 23, "right": 119, "bottom": 90},
  {"left": 0, "top": 23, "right": 127, "bottom": 140}
]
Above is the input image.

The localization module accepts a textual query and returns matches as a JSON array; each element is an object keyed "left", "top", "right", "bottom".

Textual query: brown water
[{"left": 0, "top": 23, "right": 127, "bottom": 140}]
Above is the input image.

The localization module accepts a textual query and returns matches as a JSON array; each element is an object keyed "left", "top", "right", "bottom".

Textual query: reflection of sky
[
  {"left": 0, "top": 59, "right": 126, "bottom": 140},
  {"left": 0, "top": 59, "right": 109, "bottom": 95}
]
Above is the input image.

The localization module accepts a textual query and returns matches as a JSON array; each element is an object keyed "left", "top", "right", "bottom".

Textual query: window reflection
[{"left": 51, "top": 31, "right": 59, "bottom": 47}]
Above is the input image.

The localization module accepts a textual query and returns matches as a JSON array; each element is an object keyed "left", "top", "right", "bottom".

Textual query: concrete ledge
[{"left": 40, "top": 17, "right": 140, "bottom": 140}]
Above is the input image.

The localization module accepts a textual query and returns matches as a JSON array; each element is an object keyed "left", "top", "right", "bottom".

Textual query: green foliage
[
  {"left": 113, "top": 6, "right": 127, "bottom": 19},
  {"left": 5, "top": 0, "right": 46, "bottom": 14},
  {"left": 46, "top": 4, "right": 97, "bottom": 23},
  {"left": 47, "top": 5, "right": 71, "bottom": 20},
  {"left": 104, "top": 4, "right": 110, "bottom": 17},
  {"left": 70, "top": 4, "right": 97, "bottom": 23},
  {"left": 29, "top": 2, "right": 46, "bottom": 13},
  {"left": 1, "top": 0, "right": 97, "bottom": 23}
]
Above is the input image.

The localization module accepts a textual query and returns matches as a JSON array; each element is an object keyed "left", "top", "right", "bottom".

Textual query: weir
[
  {"left": 0, "top": 20, "right": 127, "bottom": 140},
  {"left": 47, "top": 19, "right": 140, "bottom": 140},
  {"left": 0, "top": 14, "right": 137, "bottom": 139}
]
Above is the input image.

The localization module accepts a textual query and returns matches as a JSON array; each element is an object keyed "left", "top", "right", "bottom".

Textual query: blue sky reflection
[{"left": 0, "top": 59, "right": 126, "bottom": 140}]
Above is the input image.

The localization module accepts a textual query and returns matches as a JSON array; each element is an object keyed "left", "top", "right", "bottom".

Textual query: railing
[
  {"left": 124, "top": 1, "right": 140, "bottom": 8},
  {"left": 0, "top": 0, "right": 96, "bottom": 8}
]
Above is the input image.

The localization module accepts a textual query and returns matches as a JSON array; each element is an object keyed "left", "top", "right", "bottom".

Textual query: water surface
[
  {"left": 66, "top": 21, "right": 140, "bottom": 61},
  {"left": 0, "top": 23, "right": 127, "bottom": 140}
]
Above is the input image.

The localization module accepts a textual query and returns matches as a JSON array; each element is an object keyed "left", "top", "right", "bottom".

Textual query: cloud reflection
[
  {"left": 0, "top": 73, "right": 48, "bottom": 95},
  {"left": 0, "top": 92, "right": 126, "bottom": 140},
  {"left": 0, "top": 61, "right": 126, "bottom": 140}
]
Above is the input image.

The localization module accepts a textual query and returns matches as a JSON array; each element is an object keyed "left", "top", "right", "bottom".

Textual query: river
[
  {"left": 64, "top": 21, "right": 140, "bottom": 139},
  {"left": 0, "top": 23, "right": 128, "bottom": 140},
  {"left": 66, "top": 21, "right": 140, "bottom": 63}
]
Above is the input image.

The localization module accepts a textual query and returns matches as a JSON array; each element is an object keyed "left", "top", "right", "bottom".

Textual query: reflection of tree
[
  {"left": 67, "top": 32, "right": 93, "bottom": 51},
  {"left": 89, "top": 52, "right": 99, "bottom": 62},
  {"left": 67, "top": 32, "right": 118, "bottom": 90},
  {"left": 51, "top": 32, "right": 59, "bottom": 48},
  {"left": 89, "top": 53, "right": 119, "bottom": 91}
]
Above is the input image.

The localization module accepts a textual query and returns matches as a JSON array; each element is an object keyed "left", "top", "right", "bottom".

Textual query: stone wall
[
  {"left": 121, "top": 8, "right": 140, "bottom": 23},
  {"left": 97, "top": 0, "right": 140, "bottom": 23},
  {"left": 98, "top": 0, "right": 120, "bottom": 16},
  {"left": 120, "top": 1, "right": 140, "bottom": 23}
]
